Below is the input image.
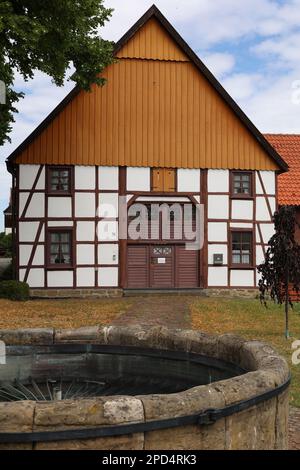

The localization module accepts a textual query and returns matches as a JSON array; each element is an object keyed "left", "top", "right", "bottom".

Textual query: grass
[
  {"left": 0, "top": 298, "right": 130, "bottom": 329},
  {"left": 191, "top": 297, "right": 300, "bottom": 408}
]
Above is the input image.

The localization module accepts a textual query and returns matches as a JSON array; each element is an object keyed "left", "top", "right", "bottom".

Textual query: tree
[
  {"left": 0, "top": 232, "right": 12, "bottom": 257},
  {"left": 0, "top": 0, "right": 115, "bottom": 145},
  {"left": 258, "top": 205, "right": 300, "bottom": 339}
]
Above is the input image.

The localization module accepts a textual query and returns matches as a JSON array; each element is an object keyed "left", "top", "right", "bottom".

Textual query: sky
[{"left": 1, "top": 0, "right": 300, "bottom": 231}]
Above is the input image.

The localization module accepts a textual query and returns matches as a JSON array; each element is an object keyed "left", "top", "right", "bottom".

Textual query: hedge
[{"left": 0, "top": 281, "right": 30, "bottom": 301}]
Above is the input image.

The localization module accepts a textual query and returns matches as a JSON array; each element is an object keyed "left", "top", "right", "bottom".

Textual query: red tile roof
[{"left": 265, "top": 134, "right": 300, "bottom": 206}]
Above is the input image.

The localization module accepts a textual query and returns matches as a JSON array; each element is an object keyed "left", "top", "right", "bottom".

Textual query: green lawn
[{"left": 191, "top": 298, "right": 300, "bottom": 408}]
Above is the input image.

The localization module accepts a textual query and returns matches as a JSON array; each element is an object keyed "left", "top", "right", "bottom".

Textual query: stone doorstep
[
  {"left": 29, "top": 289, "right": 123, "bottom": 299},
  {"left": 28, "top": 288, "right": 259, "bottom": 300}
]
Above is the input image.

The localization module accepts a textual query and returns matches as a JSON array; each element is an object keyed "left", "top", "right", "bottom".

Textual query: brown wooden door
[
  {"left": 176, "top": 246, "right": 199, "bottom": 288},
  {"left": 127, "top": 244, "right": 200, "bottom": 289},
  {"left": 150, "top": 246, "right": 174, "bottom": 288},
  {"left": 127, "top": 245, "right": 149, "bottom": 288}
]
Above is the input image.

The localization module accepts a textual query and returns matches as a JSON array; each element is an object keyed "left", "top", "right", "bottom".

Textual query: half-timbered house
[{"left": 5, "top": 6, "right": 288, "bottom": 296}]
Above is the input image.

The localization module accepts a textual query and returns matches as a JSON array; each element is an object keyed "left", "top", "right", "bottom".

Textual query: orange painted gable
[{"left": 12, "top": 9, "right": 285, "bottom": 172}]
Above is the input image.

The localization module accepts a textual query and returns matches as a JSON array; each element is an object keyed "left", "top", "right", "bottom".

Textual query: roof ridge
[{"left": 5, "top": 4, "right": 288, "bottom": 173}]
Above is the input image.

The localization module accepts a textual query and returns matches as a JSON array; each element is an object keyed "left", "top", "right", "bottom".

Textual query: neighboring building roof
[
  {"left": 6, "top": 5, "right": 288, "bottom": 173},
  {"left": 3, "top": 204, "right": 12, "bottom": 215},
  {"left": 265, "top": 134, "right": 300, "bottom": 206}
]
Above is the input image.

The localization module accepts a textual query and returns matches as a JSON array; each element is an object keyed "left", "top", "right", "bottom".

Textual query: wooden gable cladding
[
  {"left": 14, "top": 11, "right": 282, "bottom": 171},
  {"left": 116, "top": 17, "right": 189, "bottom": 62}
]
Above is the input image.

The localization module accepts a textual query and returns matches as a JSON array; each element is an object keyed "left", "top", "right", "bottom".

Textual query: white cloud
[
  {"left": 253, "top": 32, "right": 300, "bottom": 66},
  {"left": 103, "top": 0, "right": 300, "bottom": 47},
  {"left": 240, "top": 72, "right": 300, "bottom": 133},
  {"left": 201, "top": 52, "right": 235, "bottom": 80},
  {"left": 222, "top": 73, "right": 264, "bottom": 101}
]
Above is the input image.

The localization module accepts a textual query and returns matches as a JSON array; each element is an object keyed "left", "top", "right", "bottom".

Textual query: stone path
[
  {"left": 113, "top": 295, "right": 191, "bottom": 329},
  {"left": 113, "top": 294, "right": 300, "bottom": 450}
]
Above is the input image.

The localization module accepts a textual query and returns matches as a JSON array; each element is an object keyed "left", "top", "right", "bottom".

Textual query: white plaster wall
[
  {"left": 75, "top": 166, "right": 95, "bottom": 190},
  {"left": 19, "top": 165, "right": 45, "bottom": 190},
  {"left": 19, "top": 222, "right": 44, "bottom": 243},
  {"left": 256, "top": 197, "right": 272, "bottom": 221},
  {"left": 230, "top": 270, "right": 255, "bottom": 287},
  {"left": 99, "top": 193, "right": 119, "bottom": 218},
  {"left": 32, "top": 246, "right": 44, "bottom": 266},
  {"left": 256, "top": 245, "right": 265, "bottom": 266},
  {"left": 48, "top": 271, "right": 73, "bottom": 288},
  {"left": 208, "top": 267, "right": 228, "bottom": 287},
  {"left": 260, "top": 171, "right": 276, "bottom": 195},
  {"left": 75, "top": 193, "right": 95, "bottom": 218},
  {"left": 99, "top": 167, "right": 119, "bottom": 190},
  {"left": 255, "top": 172, "right": 264, "bottom": 195},
  {"left": 98, "top": 244, "right": 119, "bottom": 265},
  {"left": 48, "top": 221, "right": 74, "bottom": 227},
  {"left": 208, "top": 170, "right": 229, "bottom": 193},
  {"left": 208, "top": 195, "right": 229, "bottom": 219},
  {"left": 98, "top": 221, "right": 118, "bottom": 242},
  {"left": 177, "top": 169, "right": 200, "bottom": 193},
  {"left": 98, "top": 267, "right": 118, "bottom": 287},
  {"left": 269, "top": 197, "right": 276, "bottom": 214},
  {"left": 19, "top": 193, "right": 45, "bottom": 218},
  {"left": 208, "top": 244, "right": 228, "bottom": 265},
  {"left": 231, "top": 200, "right": 253, "bottom": 220},
  {"left": 76, "top": 268, "right": 95, "bottom": 287},
  {"left": 127, "top": 168, "right": 150, "bottom": 191},
  {"left": 77, "top": 245, "right": 95, "bottom": 265},
  {"left": 19, "top": 193, "right": 29, "bottom": 216},
  {"left": 256, "top": 225, "right": 261, "bottom": 243},
  {"left": 260, "top": 223, "right": 275, "bottom": 244},
  {"left": 208, "top": 223, "right": 227, "bottom": 242},
  {"left": 19, "top": 245, "right": 43, "bottom": 267},
  {"left": 77, "top": 222, "right": 95, "bottom": 242},
  {"left": 48, "top": 197, "right": 72, "bottom": 218},
  {"left": 19, "top": 268, "right": 45, "bottom": 287}
]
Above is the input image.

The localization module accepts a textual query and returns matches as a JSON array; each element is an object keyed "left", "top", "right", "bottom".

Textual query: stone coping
[{"left": 0, "top": 326, "right": 289, "bottom": 436}]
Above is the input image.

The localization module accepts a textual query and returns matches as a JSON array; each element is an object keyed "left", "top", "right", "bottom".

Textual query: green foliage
[
  {"left": 0, "top": 232, "right": 12, "bottom": 257},
  {"left": 0, "top": 0, "right": 115, "bottom": 144},
  {"left": 0, "top": 280, "right": 30, "bottom": 301},
  {"left": 0, "top": 261, "right": 13, "bottom": 281},
  {"left": 258, "top": 205, "right": 300, "bottom": 338}
]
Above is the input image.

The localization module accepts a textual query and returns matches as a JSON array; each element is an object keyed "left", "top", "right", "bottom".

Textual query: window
[
  {"left": 48, "top": 230, "right": 73, "bottom": 266},
  {"left": 231, "top": 231, "right": 253, "bottom": 266},
  {"left": 48, "top": 167, "right": 72, "bottom": 194},
  {"left": 231, "top": 171, "right": 253, "bottom": 197},
  {"left": 151, "top": 168, "right": 176, "bottom": 192}
]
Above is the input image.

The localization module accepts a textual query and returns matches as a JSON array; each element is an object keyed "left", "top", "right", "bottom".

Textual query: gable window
[
  {"left": 231, "top": 171, "right": 253, "bottom": 197},
  {"left": 231, "top": 231, "right": 253, "bottom": 266},
  {"left": 151, "top": 168, "right": 176, "bottom": 192},
  {"left": 48, "top": 230, "right": 73, "bottom": 267},
  {"left": 48, "top": 167, "right": 72, "bottom": 194}
]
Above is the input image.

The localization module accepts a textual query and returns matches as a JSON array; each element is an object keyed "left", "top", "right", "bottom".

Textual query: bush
[
  {"left": 0, "top": 233, "right": 12, "bottom": 258},
  {"left": 0, "top": 281, "right": 30, "bottom": 301},
  {"left": 0, "top": 262, "right": 13, "bottom": 281}
]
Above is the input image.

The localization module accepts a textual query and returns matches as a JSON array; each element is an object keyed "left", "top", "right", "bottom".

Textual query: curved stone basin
[{"left": 0, "top": 326, "right": 290, "bottom": 450}]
